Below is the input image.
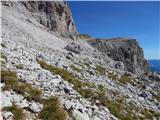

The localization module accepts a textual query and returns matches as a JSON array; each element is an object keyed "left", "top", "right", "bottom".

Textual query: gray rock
[
  {"left": 12, "top": 94, "right": 24, "bottom": 103},
  {"left": 115, "top": 61, "right": 124, "bottom": 70},
  {"left": 64, "top": 86, "right": 72, "bottom": 94},
  {"left": 65, "top": 42, "right": 81, "bottom": 54},
  {"left": 15, "top": 99, "right": 29, "bottom": 108},
  {"left": 66, "top": 52, "right": 74, "bottom": 60},
  {"left": 1, "top": 92, "right": 12, "bottom": 107},
  {"left": 87, "top": 69, "right": 95, "bottom": 75},
  {"left": 140, "top": 91, "right": 152, "bottom": 99},
  {"left": 2, "top": 111, "right": 13, "bottom": 119},
  {"left": 29, "top": 101, "right": 43, "bottom": 113},
  {"left": 72, "top": 109, "right": 90, "bottom": 120}
]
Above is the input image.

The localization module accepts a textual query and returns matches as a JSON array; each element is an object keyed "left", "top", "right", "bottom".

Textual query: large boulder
[
  {"left": 2, "top": 111, "right": 13, "bottom": 119},
  {"left": 65, "top": 42, "right": 82, "bottom": 54},
  {"left": 139, "top": 91, "right": 152, "bottom": 99},
  {"left": 115, "top": 61, "right": 124, "bottom": 70}
]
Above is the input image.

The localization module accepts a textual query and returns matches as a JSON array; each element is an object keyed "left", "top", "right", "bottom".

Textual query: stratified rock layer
[{"left": 88, "top": 38, "right": 148, "bottom": 74}]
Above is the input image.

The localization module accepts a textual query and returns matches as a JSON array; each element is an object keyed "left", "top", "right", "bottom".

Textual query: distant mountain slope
[
  {"left": 88, "top": 38, "right": 148, "bottom": 74},
  {"left": 148, "top": 59, "right": 160, "bottom": 72}
]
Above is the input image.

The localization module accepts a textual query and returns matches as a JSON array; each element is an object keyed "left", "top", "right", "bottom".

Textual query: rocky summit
[{"left": 1, "top": 1, "right": 160, "bottom": 120}]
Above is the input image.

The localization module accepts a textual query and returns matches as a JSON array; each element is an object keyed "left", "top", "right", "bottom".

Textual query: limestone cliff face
[
  {"left": 2, "top": 1, "right": 77, "bottom": 37},
  {"left": 88, "top": 38, "right": 148, "bottom": 74}
]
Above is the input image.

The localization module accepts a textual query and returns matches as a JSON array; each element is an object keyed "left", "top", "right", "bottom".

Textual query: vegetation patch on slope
[
  {"left": 95, "top": 65, "right": 105, "bottom": 75},
  {"left": 1, "top": 70, "right": 42, "bottom": 102},
  {"left": 2, "top": 105, "right": 25, "bottom": 120},
  {"left": 37, "top": 60, "right": 95, "bottom": 98},
  {"left": 39, "top": 97, "right": 67, "bottom": 120},
  {"left": 1, "top": 70, "right": 67, "bottom": 120},
  {"left": 118, "top": 73, "right": 135, "bottom": 85},
  {"left": 37, "top": 60, "right": 160, "bottom": 120}
]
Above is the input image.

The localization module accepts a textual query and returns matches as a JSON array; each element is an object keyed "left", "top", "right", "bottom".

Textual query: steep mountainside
[
  {"left": 2, "top": 1, "right": 148, "bottom": 75},
  {"left": 2, "top": 1, "right": 77, "bottom": 37},
  {"left": 1, "top": 1, "right": 160, "bottom": 120}
]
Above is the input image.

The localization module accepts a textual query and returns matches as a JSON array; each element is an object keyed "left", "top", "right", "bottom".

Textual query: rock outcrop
[
  {"left": 2, "top": 1, "right": 77, "bottom": 37},
  {"left": 88, "top": 38, "right": 148, "bottom": 74}
]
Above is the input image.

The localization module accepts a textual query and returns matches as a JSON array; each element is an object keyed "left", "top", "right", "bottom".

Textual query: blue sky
[{"left": 67, "top": 1, "right": 160, "bottom": 60}]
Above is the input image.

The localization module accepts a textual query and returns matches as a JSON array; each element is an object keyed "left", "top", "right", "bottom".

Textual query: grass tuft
[
  {"left": 95, "top": 65, "right": 105, "bottom": 75},
  {"left": 2, "top": 105, "right": 25, "bottom": 120},
  {"left": 79, "top": 89, "right": 95, "bottom": 98},
  {"left": 118, "top": 74, "right": 135, "bottom": 85},
  {"left": 39, "top": 97, "right": 67, "bottom": 120},
  {"left": 14, "top": 83, "right": 42, "bottom": 102},
  {"left": 1, "top": 70, "right": 18, "bottom": 90}
]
